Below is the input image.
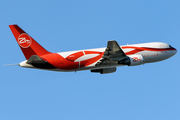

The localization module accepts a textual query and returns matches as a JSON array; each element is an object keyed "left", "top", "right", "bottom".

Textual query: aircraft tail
[{"left": 9, "top": 24, "right": 51, "bottom": 60}]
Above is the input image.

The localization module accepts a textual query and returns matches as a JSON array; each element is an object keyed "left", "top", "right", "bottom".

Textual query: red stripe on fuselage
[
  {"left": 125, "top": 49, "right": 144, "bottom": 55},
  {"left": 66, "top": 51, "right": 102, "bottom": 62},
  {"left": 84, "top": 52, "right": 104, "bottom": 67},
  {"left": 41, "top": 53, "right": 79, "bottom": 70},
  {"left": 122, "top": 46, "right": 176, "bottom": 55},
  {"left": 122, "top": 46, "right": 176, "bottom": 51},
  {"left": 66, "top": 51, "right": 84, "bottom": 61},
  {"left": 40, "top": 47, "right": 175, "bottom": 70},
  {"left": 84, "top": 51, "right": 102, "bottom": 54},
  {"left": 40, "top": 51, "right": 103, "bottom": 70}
]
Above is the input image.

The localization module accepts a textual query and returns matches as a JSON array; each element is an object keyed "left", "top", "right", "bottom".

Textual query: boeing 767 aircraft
[{"left": 9, "top": 24, "right": 177, "bottom": 74}]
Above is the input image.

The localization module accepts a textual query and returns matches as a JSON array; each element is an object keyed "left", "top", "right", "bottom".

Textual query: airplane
[{"left": 9, "top": 24, "right": 177, "bottom": 74}]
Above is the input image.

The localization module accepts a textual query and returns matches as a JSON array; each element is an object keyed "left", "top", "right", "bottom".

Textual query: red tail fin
[{"left": 9, "top": 24, "right": 51, "bottom": 60}]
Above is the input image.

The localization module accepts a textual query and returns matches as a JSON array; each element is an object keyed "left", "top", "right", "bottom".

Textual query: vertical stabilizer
[{"left": 9, "top": 24, "right": 51, "bottom": 59}]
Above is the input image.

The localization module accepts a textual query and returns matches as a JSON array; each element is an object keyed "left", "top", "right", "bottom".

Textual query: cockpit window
[{"left": 169, "top": 45, "right": 173, "bottom": 48}]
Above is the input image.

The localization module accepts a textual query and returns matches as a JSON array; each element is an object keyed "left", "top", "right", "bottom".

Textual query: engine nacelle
[
  {"left": 128, "top": 54, "right": 144, "bottom": 66},
  {"left": 118, "top": 54, "right": 144, "bottom": 66},
  {"left": 91, "top": 67, "right": 116, "bottom": 74}
]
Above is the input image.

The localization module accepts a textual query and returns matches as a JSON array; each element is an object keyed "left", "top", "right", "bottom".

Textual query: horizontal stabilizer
[{"left": 27, "top": 55, "right": 55, "bottom": 69}]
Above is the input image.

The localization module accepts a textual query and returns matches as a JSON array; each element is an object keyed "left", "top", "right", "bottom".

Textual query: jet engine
[
  {"left": 91, "top": 67, "right": 116, "bottom": 74},
  {"left": 118, "top": 54, "right": 144, "bottom": 66}
]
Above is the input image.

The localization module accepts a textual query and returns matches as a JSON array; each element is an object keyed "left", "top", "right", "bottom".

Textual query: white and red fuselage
[
  {"left": 19, "top": 42, "right": 177, "bottom": 71},
  {"left": 9, "top": 25, "right": 177, "bottom": 73}
]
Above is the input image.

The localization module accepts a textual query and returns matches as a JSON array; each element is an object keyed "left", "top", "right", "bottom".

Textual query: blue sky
[{"left": 0, "top": 0, "right": 180, "bottom": 120}]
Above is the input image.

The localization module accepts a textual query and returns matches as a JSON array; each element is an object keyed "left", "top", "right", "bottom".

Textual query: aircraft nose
[{"left": 171, "top": 47, "right": 177, "bottom": 55}]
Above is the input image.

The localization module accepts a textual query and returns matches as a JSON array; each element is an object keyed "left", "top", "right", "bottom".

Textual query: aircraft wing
[{"left": 96, "top": 40, "right": 127, "bottom": 66}]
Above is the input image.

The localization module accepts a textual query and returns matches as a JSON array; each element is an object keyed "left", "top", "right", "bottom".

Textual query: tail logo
[{"left": 18, "top": 33, "right": 32, "bottom": 48}]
